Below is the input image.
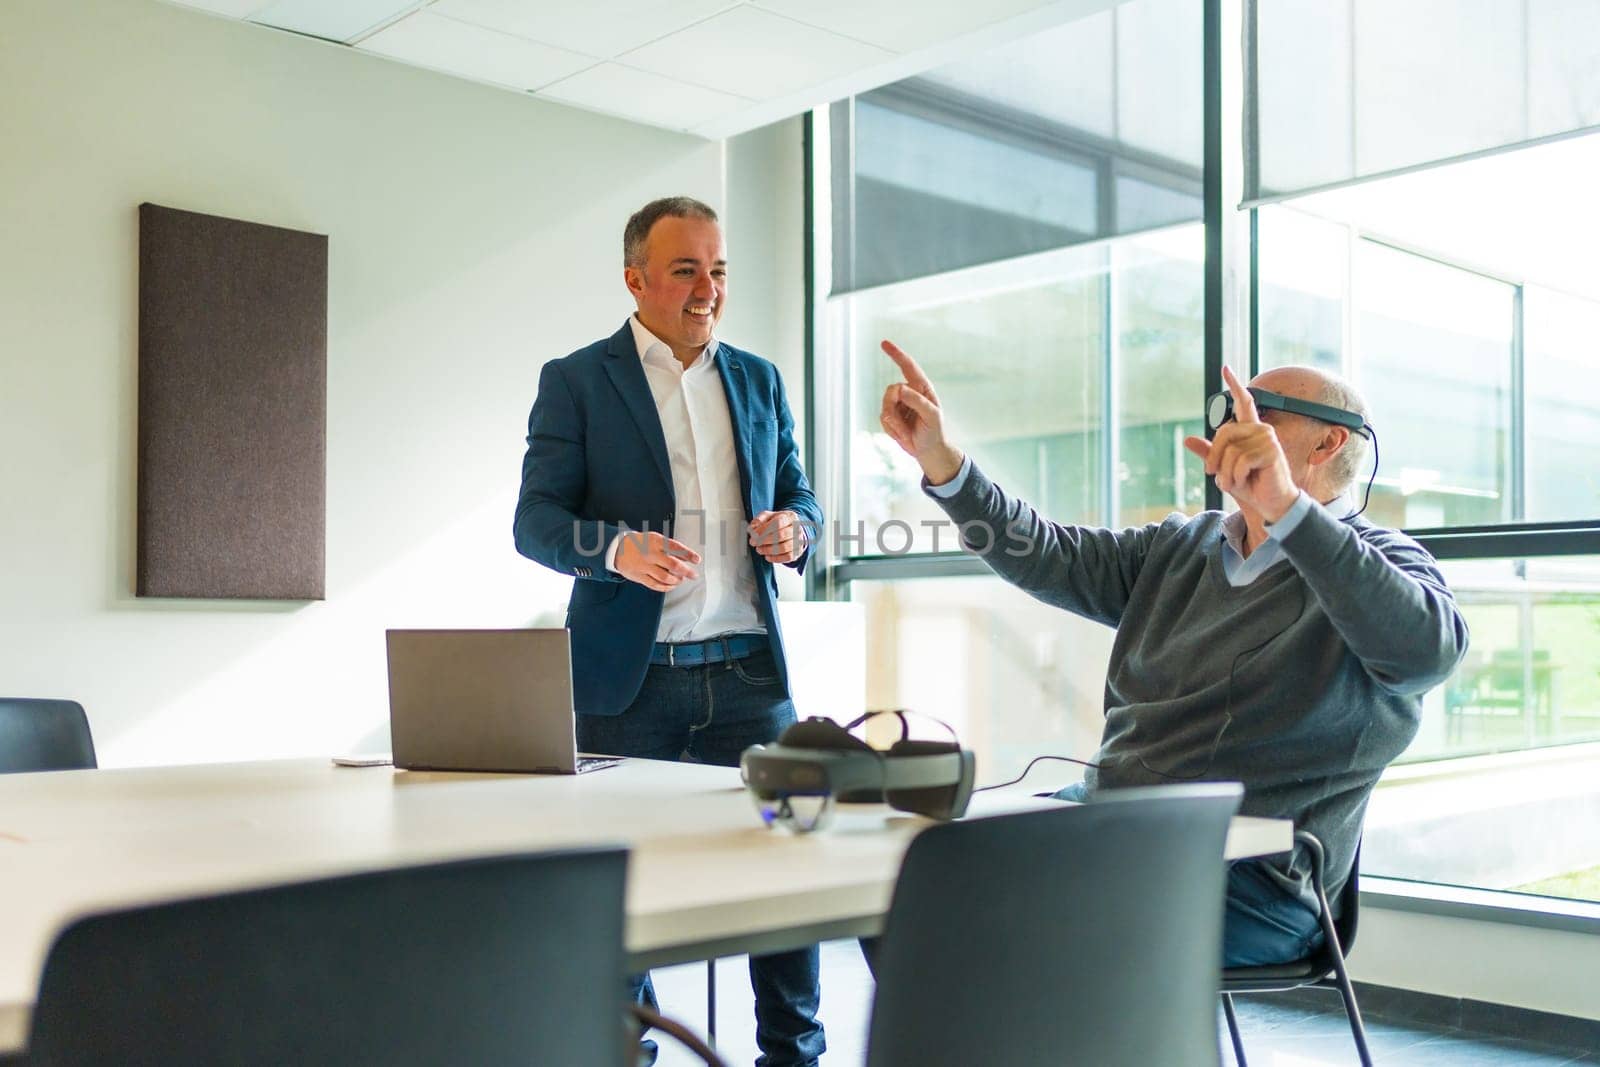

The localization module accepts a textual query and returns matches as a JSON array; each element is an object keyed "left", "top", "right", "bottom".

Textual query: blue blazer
[{"left": 513, "top": 322, "right": 823, "bottom": 715}]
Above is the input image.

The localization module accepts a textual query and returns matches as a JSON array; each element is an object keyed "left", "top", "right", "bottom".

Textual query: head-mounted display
[
  {"left": 739, "top": 711, "right": 976, "bottom": 833},
  {"left": 1205, "top": 387, "right": 1369, "bottom": 435}
]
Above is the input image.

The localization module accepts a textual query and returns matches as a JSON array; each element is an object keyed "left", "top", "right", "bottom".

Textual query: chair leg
[
  {"left": 1299, "top": 832, "right": 1373, "bottom": 1067},
  {"left": 1325, "top": 967, "right": 1372, "bottom": 1067},
  {"left": 706, "top": 958, "right": 717, "bottom": 1049},
  {"left": 1221, "top": 993, "right": 1247, "bottom": 1067},
  {"left": 1311, "top": 908, "right": 1372, "bottom": 1065}
]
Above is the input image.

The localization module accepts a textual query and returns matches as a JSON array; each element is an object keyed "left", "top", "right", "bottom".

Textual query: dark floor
[
  {"left": 650, "top": 941, "right": 1599, "bottom": 1065},
  {"left": 1220, "top": 995, "right": 1597, "bottom": 1066}
]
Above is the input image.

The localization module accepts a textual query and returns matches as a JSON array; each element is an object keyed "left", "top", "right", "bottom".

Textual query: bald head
[
  {"left": 1251, "top": 365, "right": 1332, "bottom": 401},
  {"left": 1250, "top": 365, "right": 1370, "bottom": 495}
]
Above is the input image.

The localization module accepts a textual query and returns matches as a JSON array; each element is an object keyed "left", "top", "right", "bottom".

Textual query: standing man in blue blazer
[{"left": 514, "top": 197, "right": 825, "bottom": 1067}]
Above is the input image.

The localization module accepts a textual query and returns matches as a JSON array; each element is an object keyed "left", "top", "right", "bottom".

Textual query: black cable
[
  {"left": 973, "top": 754, "right": 1101, "bottom": 793},
  {"left": 631, "top": 1004, "right": 728, "bottom": 1067},
  {"left": 1340, "top": 424, "right": 1380, "bottom": 523},
  {"left": 846, "top": 708, "right": 959, "bottom": 743}
]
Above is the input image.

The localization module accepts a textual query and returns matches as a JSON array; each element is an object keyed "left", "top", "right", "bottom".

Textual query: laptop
[{"left": 383, "top": 628, "right": 621, "bottom": 775}]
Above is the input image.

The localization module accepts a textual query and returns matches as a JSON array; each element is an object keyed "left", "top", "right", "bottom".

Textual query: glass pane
[
  {"left": 1524, "top": 286, "right": 1600, "bottom": 523},
  {"left": 1529, "top": 0, "right": 1600, "bottom": 137},
  {"left": 1114, "top": 0, "right": 1203, "bottom": 166},
  {"left": 1367, "top": 556, "right": 1600, "bottom": 904},
  {"left": 1114, "top": 227, "right": 1206, "bottom": 525},
  {"left": 830, "top": 222, "right": 1206, "bottom": 556},
  {"left": 1255, "top": 0, "right": 1600, "bottom": 197},
  {"left": 1353, "top": 0, "right": 1525, "bottom": 177},
  {"left": 1114, "top": 173, "right": 1203, "bottom": 233},
  {"left": 835, "top": 0, "right": 1201, "bottom": 292},
  {"left": 848, "top": 97, "right": 1098, "bottom": 289},
  {"left": 836, "top": 244, "right": 1108, "bottom": 556},
  {"left": 1256, "top": 0, "right": 1351, "bottom": 196},
  {"left": 1353, "top": 240, "right": 1514, "bottom": 529},
  {"left": 851, "top": 576, "right": 1115, "bottom": 787},
  {"left": 1257, "top": 207, "right": 1347, "bottom": 373}
]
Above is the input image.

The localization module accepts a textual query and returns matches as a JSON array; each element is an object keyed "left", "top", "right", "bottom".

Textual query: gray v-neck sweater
[{"left": 928, "top": 463, "right": 1470, "bottom": 909}]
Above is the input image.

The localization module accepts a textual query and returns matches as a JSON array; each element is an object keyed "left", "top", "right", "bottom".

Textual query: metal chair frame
[{"left": 1220, "top": 831, "right": 1371, "bottom": 1067}]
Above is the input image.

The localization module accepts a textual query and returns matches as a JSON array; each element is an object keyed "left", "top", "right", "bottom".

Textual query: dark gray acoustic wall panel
[{"left": 137, "top": 203, "right": 328, "bottom": 600}]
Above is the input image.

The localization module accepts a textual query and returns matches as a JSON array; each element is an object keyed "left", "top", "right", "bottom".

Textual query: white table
[{"left": 0, "top": 758, "right": 1290, "bottom": 1054}]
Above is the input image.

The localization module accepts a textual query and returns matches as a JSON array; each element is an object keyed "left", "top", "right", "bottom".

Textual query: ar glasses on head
[
  {"left": 1203, "top": 386, "right": 1380, "bottom": 521},
  {"left": 1205, "top": 387, "right": 1368, "bottom": 435}
]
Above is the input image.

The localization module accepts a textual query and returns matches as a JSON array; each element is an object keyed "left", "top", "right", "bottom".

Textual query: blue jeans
[
  {"left": 1050, "top": 782, "right": 1324, "bottom": 967},
  {"left": 578, "top": 647, "right": 825, "bottom": 1067}
]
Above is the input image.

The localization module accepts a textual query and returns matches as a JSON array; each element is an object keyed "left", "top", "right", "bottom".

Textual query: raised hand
[
  {"left": 879, "top": 340, "right": 964, "bottom": 485},
  {"left": 613, "top": 530, "right": 702, "bottom": 592},
  {"left": 1182, "top": 365, "right": 1299, "bottom": 521}
]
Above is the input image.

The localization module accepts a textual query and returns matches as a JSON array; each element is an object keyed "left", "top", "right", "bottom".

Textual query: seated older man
[{"left": 877, "top": 342, "right": 1469, "bottom": 966}]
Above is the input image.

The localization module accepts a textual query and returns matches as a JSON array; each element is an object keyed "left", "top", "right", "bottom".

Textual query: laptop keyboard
[{"left": 576, "top": 756, "right": 623, "bottom": 774}]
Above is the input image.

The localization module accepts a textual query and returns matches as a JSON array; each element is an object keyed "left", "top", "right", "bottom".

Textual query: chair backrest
[
  {"left": 26, "top": 848, "right": 629, "bottom": 1066},
  {"left": 0, "top": 699, "right": 96, "bottom": 773},
  {"left": 1336, "top": 841, "right": 1360, "bottom": 948},
  {"left": 865, "top": 783, "right": 1243, "bottom": 1067},
  {"left": 1313, "top": 837, "right": 1361, "bottom": 973}
]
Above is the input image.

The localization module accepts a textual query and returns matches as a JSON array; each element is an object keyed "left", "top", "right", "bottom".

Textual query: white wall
[
  {"left": 1352, "top": 907, "right": 1600, "bottom": 1021},
  {"left": 0, "top": 0, "right": 756, "bottom": 765},
  {"left": 723, "top": 118, "right": 807, "bottom": 411},
  {"left": 722, "top": 117, "right": 810, "bottom": 601}
]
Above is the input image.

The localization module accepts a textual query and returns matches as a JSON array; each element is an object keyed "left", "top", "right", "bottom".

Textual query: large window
[{"left": 812, "top": 2, "right": 1600, "bottom": 907}]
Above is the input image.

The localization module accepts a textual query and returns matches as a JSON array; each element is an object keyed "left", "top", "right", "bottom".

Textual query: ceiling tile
[
  {"left": 751, "top": 0, "right": 1055, "bottom": 52},
  {"left": 358, "top": 10, "right": 595, "bottom": 91},
  {"left": 249, "top": 0, "right": 421, "bottom": 43},
  {"left": 621, "top": 6, "right": 893, "bottom": 99},
  {"left": 538, "top": 63, "right": 750, "bottom": 131},
  {"left": 164, "top": 0, "right": 275, "bottom": 17},
  {"left": 429, "top": 0, "right": 736, "bottom": 60}
]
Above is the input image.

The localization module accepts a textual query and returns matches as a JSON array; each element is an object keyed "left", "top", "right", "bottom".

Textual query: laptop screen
[{"left": 384, "top": 629, "right": 578, "bottom": 774}]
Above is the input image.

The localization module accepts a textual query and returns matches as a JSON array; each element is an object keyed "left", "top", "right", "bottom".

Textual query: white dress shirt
[{"left": 605, "top": 315, "right": 764, "bottom": 642}]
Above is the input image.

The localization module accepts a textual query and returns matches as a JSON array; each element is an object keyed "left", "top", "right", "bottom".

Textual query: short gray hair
[
  {"left": 1318, "top": 373, "right": 1371, "bottom": 492},
  {"left": 623, "top": 197, "right": 718, "bottom": 269}
]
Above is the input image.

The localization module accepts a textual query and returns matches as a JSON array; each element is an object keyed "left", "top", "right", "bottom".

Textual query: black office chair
[
  {"left": 12, "top": 849, "right": 726, "bottom": 1067},
  {"left": 864, "top": 782, "right": 1243, "bottom": 1067},
  {"left": 0, "top": 699, "right": 96, "bottom": 774},
  {"left": 1220, "top": 832, "right": 1370, "bottom": 1067}
]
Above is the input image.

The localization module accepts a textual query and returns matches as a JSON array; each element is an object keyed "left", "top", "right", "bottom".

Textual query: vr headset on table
[{"left": 739, "top": 710, "right": 976, "bottom": 833}]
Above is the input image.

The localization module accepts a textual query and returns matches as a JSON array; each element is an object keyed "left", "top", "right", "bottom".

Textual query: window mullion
[{"left": 1511, "top": 285, "right": 1526, "bottom": 524}]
